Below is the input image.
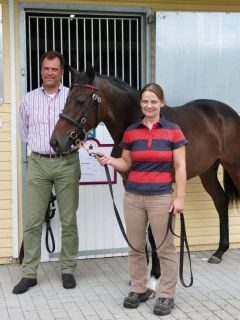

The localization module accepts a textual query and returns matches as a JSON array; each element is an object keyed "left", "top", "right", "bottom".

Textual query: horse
[{"left": 50, "top": 65, "right": 240, "bottom": 292}]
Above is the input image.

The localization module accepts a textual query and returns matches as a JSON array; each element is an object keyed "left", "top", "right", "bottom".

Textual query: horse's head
[{"left": 50, "top": 65, "right": 102, "bottom": 154}]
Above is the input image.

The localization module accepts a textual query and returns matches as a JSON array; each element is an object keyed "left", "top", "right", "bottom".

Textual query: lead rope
[
  {"left": 104, "top": 163, "right": 193, "bottom": 288},
  {"left": 19, "top": 192, "right": 56, "bottom": 264},
  {"left": 45, "top": 192, "right": 56, "bottom": 253}
]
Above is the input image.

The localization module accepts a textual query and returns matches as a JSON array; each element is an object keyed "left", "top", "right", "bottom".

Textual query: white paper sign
[{"left": 79, "top": 138, "right": 116, "bottom": 184}]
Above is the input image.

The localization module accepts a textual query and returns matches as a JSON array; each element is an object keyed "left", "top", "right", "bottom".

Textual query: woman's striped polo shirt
[{"left": 120, "top": 116, "right": 188, "bottom": 195}]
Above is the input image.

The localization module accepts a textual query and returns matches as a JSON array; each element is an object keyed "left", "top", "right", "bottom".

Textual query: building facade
[{"left": 1, "top": 0, "right": 240, "bottom": 264}]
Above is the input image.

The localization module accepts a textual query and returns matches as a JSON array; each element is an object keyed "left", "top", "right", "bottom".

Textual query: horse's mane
[{"left": 96, "top": 72, "right": 138, "bottom": 95}]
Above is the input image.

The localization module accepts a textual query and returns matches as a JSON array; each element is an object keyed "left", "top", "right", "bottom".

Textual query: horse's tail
[{"left": 223, "top": 170, "right": 240, "bottom": 204}]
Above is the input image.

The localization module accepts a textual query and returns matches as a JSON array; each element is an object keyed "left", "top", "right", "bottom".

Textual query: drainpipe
[{"left": 9, "top": 0, "right": 19, "bottom": 259}]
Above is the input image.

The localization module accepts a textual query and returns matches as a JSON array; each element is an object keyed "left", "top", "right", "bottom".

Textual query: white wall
[{"left": 155, "top": 12, "right": 240, "bottom": 112}]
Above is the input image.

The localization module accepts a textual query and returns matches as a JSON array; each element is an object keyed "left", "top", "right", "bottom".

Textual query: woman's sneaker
[
  {"left": 153, "top": 297, "right": 174, "bottom": 316},
  {"left": 123, "top": 291, "right": 148, "bottom": 308}
]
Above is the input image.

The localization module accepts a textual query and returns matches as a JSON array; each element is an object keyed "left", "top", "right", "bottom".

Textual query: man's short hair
[{"left": 40, "top": 51, "right": 65, "bottom": 69}]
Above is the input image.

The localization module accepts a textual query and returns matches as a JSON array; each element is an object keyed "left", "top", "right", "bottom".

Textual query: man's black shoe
[
  {"left": 62, "top": 273, "right": 76, "bottom": 289},
  {"left": 153, "top": 297, "right": 174, "bottom": 316},
  {"left": 123, "top": 291, "right": 148, "bottom": 308},
  {"left": 12, "top": 278, "right": 37, "bottom": 294}
]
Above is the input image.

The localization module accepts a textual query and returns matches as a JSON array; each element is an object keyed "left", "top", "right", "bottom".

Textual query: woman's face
[{"left": 140, "top": 90, "right": 164, "bottom": 120}]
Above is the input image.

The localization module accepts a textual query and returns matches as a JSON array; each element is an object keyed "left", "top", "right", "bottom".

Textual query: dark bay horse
[{"left": 50, "top": 66, "right": 240, "bottom": 290}]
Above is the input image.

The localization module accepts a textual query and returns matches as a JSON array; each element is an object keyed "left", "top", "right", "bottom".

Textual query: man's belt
[{"left": 32, "top": 149, "right": 78, "bottom": 158}]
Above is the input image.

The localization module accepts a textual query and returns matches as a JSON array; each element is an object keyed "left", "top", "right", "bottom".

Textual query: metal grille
[{"left": 26, "top": 12, "right": 142, "bottom": 91}]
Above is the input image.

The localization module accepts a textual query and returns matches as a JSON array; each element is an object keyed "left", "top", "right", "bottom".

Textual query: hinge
[{"left": 147, "top": 14, "right": 155, "bottom": 24}]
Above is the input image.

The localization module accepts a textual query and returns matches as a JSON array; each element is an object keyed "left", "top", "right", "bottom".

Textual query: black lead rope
[
  {"left": 104, "top": 164, "right": 193, "bottom": 288},
  {"left": 19, "top": 192, "right": 56, "bottom": 264},
  {"left": 45, "top": 192, "right": 56, "bottom": 253},
  {"left": 170, "top": 213, "right": 193, "bottom": 287}
]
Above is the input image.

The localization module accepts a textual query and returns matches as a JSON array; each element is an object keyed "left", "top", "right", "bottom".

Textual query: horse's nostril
[{"left": 51, "top": 139, "right": 59, "bottom": 147}]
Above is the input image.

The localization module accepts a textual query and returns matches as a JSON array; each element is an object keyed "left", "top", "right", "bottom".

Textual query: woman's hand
[
  {"left": 170, "top": 198, "right": 184, "bottom": 214},
  {"left": 96, "top": 153, "right": 112, "bottom": 166}
]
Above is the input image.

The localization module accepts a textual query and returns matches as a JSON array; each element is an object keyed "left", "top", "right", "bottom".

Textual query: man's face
[{"left": 41, "top": 57, "right": 64, "bottom": 91}]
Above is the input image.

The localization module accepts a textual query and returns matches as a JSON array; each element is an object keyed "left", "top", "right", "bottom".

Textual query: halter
[{"left": 59, "top": 80, "right": 102, "bottom": 146}]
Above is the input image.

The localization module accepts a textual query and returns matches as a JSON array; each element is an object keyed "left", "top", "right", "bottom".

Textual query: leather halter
[{"left": 59, "top": 80, "right": 101, "bottom": 144}]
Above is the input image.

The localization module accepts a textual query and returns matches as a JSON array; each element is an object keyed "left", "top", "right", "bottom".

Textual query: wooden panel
[
  {"left": 0, "top": 219, "right": 12, "bottom": 228},
  {"left": 0, "top": 248, "right": 12, "bottom": 258},
  {"left": 185, "top": 200, "right": 215, "bottom": 210},
  {"left": 0, "top": 171, "right": 11, "bottom": 180},
  {"left": 172, "top": 161, "right": 240, "bottom": 249},
  {"left": 0, "top": 122, "right": 11, "bottom": 132},
  {"left": 229, "top": 235, "right": 240, "bottom": 242},
  {"left": 0, "top": 200, "right": 12, "bottom": 210},
  {"left": 0, "top": 181, "right": 11, "bottom": 191},
  {"left": 0, "top": 257, "right": 13, "bottom": 264},
  {"left": 176, "top": 225, "right": 240, "bottom": 237},
  {"left": 0, "top": 113, "right": 10, "bottom": 123},
  {"left": 0, "top": 238, "right": 12, "bottom": 248},
  {"left": 0, "top": 229, "right": 12, "bottom": 238},
  {"left": 185, "top": 193, "right": 211, "bottom": 201},
  {"left": 68, "top": 0, "right": 240, "bottom": 12},
  {"left": 0, "top": 142, "right": 11, "bottom": 152},
  {"left": 185, "top": 235, "right": 220, "bottom": 246},
  {"left": 0, "top": 190, "right": 12, "bottom": 200},
  {"left": 185, "top": 184, "right": 208, "bottom": 192},
  {"left": 177, "top": 216, "right": 240, "bottom": 228},
  {"left": 0, "top": 210, "right": 11, "bottom": 220},
  {"left": 0, "top": 105, "right": 10, "bottom": 112},
  {"left": 0, "top": 132, "right": 11, "bottom": 142},
  {"left": 0, "top": 162, "right": 11, "bottom": 171},
  {"left": 0, "top": 151, "right": 11, "bottom": 161}
]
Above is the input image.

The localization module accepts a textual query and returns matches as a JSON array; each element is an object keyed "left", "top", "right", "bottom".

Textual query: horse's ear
[
  {"left": 85, "top": 64, "right": 95, "bottom": 83},
  {"left": 65, "top": 64, "right": 80, "bottom": 78}
]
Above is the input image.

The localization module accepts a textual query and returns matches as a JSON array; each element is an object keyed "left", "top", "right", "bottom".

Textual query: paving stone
[{"left": 0, "top": 249, "right": 239, "bottom": 319}]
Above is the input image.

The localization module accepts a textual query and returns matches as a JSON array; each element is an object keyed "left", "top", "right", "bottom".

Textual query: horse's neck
[{"left": 100, "top": 78, "right": 141, "bottom": 147}]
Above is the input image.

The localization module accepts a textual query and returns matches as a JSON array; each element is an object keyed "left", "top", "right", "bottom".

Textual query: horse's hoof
[
  {"left": 208, "top": 255, "right": 222, "bottom": 264},
  {"left": 147, "top": 288, "right": 155, "bottom": 299}
]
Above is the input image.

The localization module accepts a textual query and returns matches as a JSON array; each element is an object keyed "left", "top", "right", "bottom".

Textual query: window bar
[
  {"left": 114, "top": 19, "right": 117, "bottom": 77},
  {"left": 52, "top": 18, "right": 55, "bottom": 51},
  {"left": 91, "top": 19, "right": 94, "bottom": 67},
  {"left": 76, "top": 18, "right": 79, "bottom": 70},
  {"left": 136, "top": 19, "right": 139, "bottom": 90},
  {"left": 60, "top": 18, "right": 63, "bottom": 54},
  {"left": 121, "top": 20, "right": 124, "bottom": 81},
  {"left": 106, "top": 19, "right": 109, "bottom": 75},
  {"left": 28, "top": 18, "right": 32, "bottom": 91},
  {"left": 99, "top": 19, "right": 102, "bottom": 74},
  {"left": 68, "top": 18, "right": 71, "bottom": 86},
  {"left": 83, "top": 18, "right": 86, "bottom": 70},
  {"left": 129, "top": 20, "right": 132, "bottom": 86},
  {"left": 44, "top": 18, "right": 47, "bottom": 51},
  {"left": 60, "top": 18, "right": 63, "bottom": 83},
  {"left": 36, "top": 18, "right": 40, "bottom": 88}
]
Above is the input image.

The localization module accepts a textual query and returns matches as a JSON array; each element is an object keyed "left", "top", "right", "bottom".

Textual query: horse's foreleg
[
  {"left": 199, "top": 164, "right": 229, "bottom": 263},
  {"left": 147, "top": 225, "right": 160, "bottom": 296}
]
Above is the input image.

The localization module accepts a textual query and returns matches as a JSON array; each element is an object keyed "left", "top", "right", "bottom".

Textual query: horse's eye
[{"left": 76, "top": 99, "right": 85, "bottom": 106}]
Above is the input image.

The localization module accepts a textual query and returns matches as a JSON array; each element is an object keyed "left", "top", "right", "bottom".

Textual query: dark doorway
[{"left": 25, "top": 11, "right": 143, "bottom": 91}]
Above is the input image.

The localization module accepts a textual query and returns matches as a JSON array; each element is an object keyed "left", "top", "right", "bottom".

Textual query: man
[{"left": 13, "top": 51, "right": 80, "bottom": 294}]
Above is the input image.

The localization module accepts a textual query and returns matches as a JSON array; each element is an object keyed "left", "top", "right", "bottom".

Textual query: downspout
[{"left": 9, "top": 0, "right": 19, "bottom": 258}]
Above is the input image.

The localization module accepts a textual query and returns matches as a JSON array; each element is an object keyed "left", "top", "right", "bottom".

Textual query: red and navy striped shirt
[{"left": 120, "top": 116, "right": 188, "bottom": 195}]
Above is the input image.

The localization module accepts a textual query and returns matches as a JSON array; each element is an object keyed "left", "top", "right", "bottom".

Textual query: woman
[{"left": 97, "top": 83, "right": 187, "bottom": 316}]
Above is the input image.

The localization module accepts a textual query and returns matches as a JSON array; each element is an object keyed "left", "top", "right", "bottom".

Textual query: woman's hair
[{"left": 140, "top": 83, "right": 165, "bottom": 102}]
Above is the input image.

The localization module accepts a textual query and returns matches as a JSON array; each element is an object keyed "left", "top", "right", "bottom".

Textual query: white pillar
[{"left": 9, "top": 0, "right": 19, "bottom": 258}]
